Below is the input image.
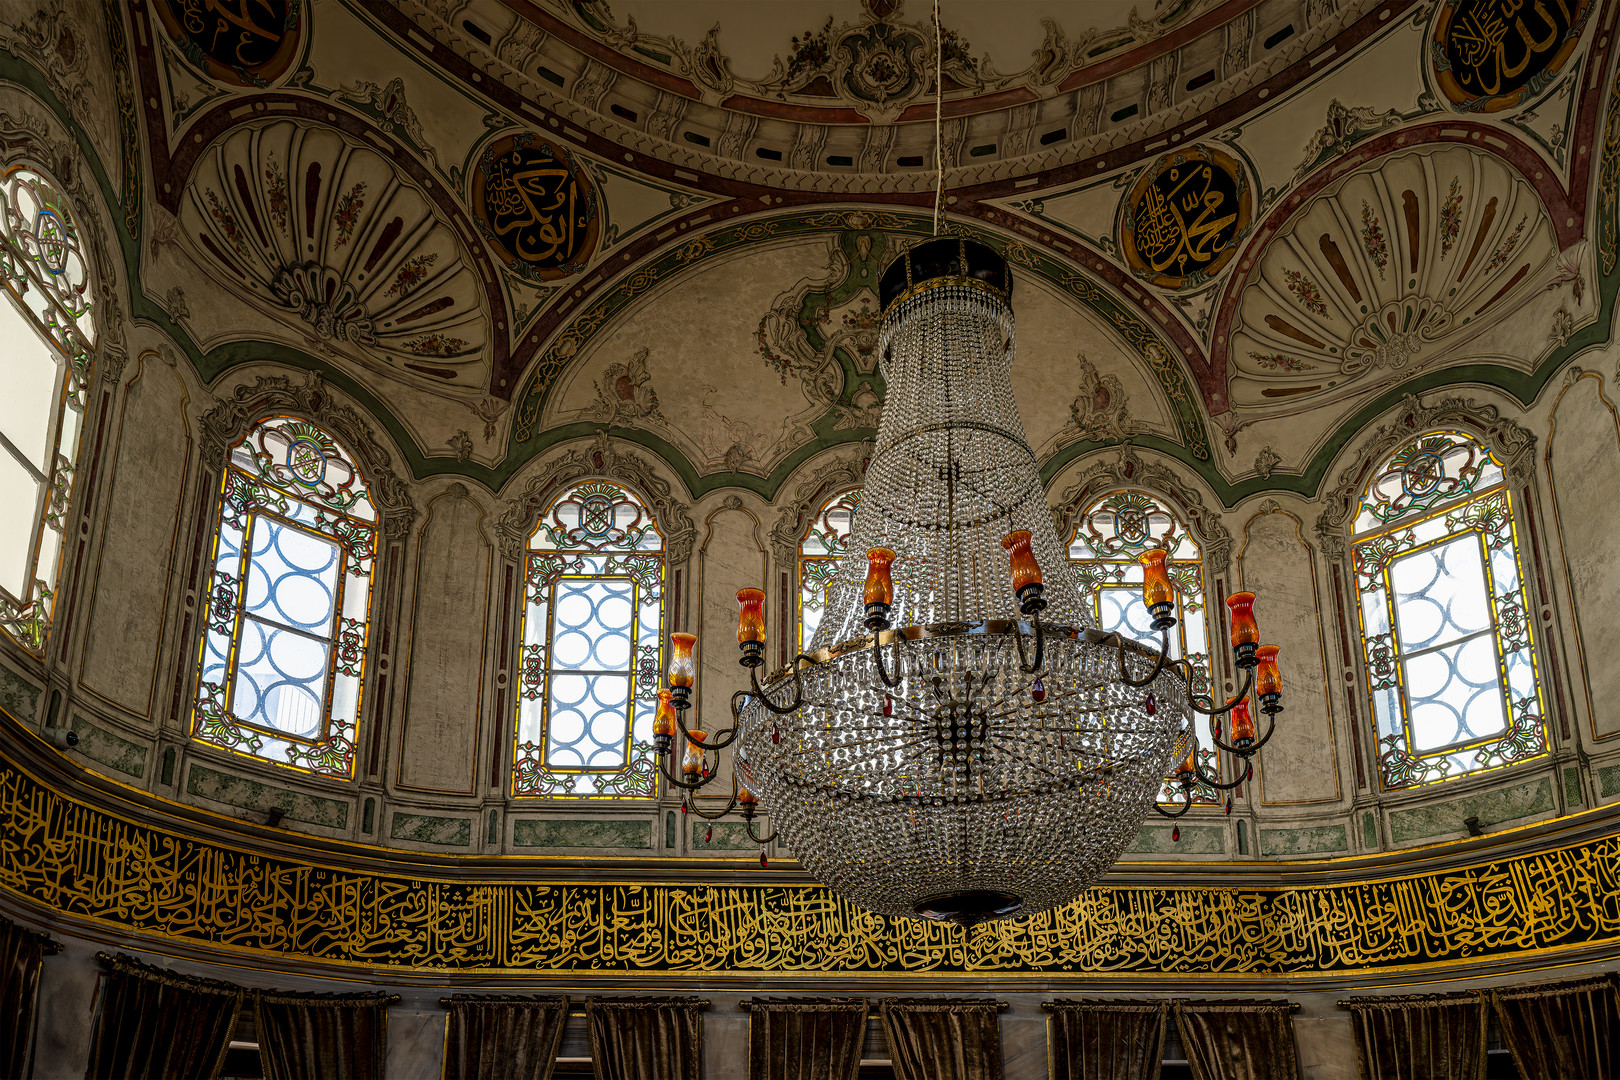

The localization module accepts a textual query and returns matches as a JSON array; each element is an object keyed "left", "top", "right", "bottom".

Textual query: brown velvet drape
[
  {"left": 442, "top": 995, "right": 569, "bottom": 1080},
  {"left": 1047, "top": 1001, "right": 1167, "bottom": 1080},
  {"left": 879, "top": 998, "right": 1004, "bottom": 1080},
  {"left": 587, "top": 996, "right": 707, "bottom": 1080},
  {"left": 0, "top": 917, "right": 57, "bottom": 1080},
  {"left": 85, "top": 952, "right": 241, "bottom": 1080},
  {"left": 1173, "top": 1000, "right": 1299, "bottom": 1080},
  {"left": 255, "top": 989, "right": 395, "bottom": 1080},
  {"left": 747, "top": 998, "right": 867, "bottom": 1080},
  {"left": 1341, "top": 991, "right": 1485, "bottom": 1080},
  {"left": 1492, "top": 977, "right": 1620, "bottom": 1080}
]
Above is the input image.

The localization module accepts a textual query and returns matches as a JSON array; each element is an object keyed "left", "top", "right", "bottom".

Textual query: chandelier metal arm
[
  {"left": 749, "top": 655, "right": 817, "bottom": 714},
  {"left": 659, "top": 749, "right": 719, "bottom": 791},
  {"left": 1151, "top": 784, "right": 1198, "bottom": 819},
  {"left": 684, "top": 776, "right": 741, "bottom": 819},
  {"left": 1190, "top": 755, "right": 1248, "bottom": 791},
  {"left": 1010, "top": 614, "right": 1045, "bottom": 674},
  {"left": 1108, "top": 627, "right": 1171, "bottom": 687},
  {"left": 746, "top": 817, "right": 779, "bottom": 844},
  {"left": 1187, "top": 665, "right": 1257, "bottom": 718},
  {"left": 872, "top": 633, "right": 903, "bottom": 689},
  {"left": 1208, "top": 708, "right": 1278, "bottom": 756}
]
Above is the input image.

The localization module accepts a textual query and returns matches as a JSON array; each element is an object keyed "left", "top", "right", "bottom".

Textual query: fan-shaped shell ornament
[
  {"left": 1228, "top": 146, "right": 1557, "bottom": 414},
  {"left": 180, "top": 120, "right": 490, "bottom": 390}
]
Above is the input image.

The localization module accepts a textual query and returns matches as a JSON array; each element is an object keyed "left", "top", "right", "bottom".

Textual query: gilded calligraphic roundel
[
  {"left": 154, "top": 0, "right": 302, "bottom": 88},
  {"left": 1432, "top": 0, "right": 1592, "bottom": 112},
  {"left": 1121, "top": 147, "right": 1251, "bottom": 290},
  {"left": 473, "top": 134, "right": 601, "bottom": 282}
]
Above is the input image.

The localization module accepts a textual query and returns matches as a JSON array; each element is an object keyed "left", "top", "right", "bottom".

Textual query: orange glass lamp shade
[
  {"left": 738, "top": 783, "right": 759, "bottom": 809},
  {"left": 864, "top": 547, "right": 896, "bottom": 629},
  {"left": 652, "top": 689, "right": 677, "bottom": 751},
  {"left": 681, "top": 729, "right": 708, "bottom": 777},
  {"left": 1138, "top": 548, "right": 1177, "bottom": 631},
  {"left": 1226, "top": 592, "right": 1260, "bottom": 667},
  {"left": 1228, "top": 699, "right": 1257, "bottom": 748},
  {"left": 737, "top": 588, "right": 767, "bottom": 666},
  {"left": 1175, "top": 744, "right": 1199, "bottom": 782},
  {"left": 667, "top": 632, "right": 698, "bottom": 707},
  {"left": 1254, "top": 644, "right": 1283, "bottom": 713},
  {"left": 1001, "top": 531, "right": 1046, "bottom": 613}
]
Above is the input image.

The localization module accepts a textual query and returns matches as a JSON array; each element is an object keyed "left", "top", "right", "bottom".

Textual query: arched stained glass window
[
  {"left": 1352, "top": 431, "right": 1547, "bottom": 788},
  {"left": 799, "top": 487, "right": 860, "bottom": 655},
  {"left": 1068, "top": 490, "right": 1221, "bottom": 803},
  {"left": 515, "top": 480, "right": 666, "bottom": 798},
  {"left": 0, "top": 166, "right": 97, "bottom": 652},
  {"left": 192, "top": 418, "right": 377, "bottom": 777}
]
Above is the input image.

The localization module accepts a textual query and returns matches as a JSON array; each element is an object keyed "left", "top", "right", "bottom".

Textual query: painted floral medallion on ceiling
[
  {"left": 154, "top": 0, "right": 302, "bottom": 88},
  {"left": 1121, "top": 146, "right": 1252, "bottom": 291},
  {"left": 1431, "top": 0, "right": 1593, "bottom": 112},
  {"left": 179, "top": 120, "right": 491, "bottom": 391},
  {"left": 473, "top": 134, "right": 600, "bottom": 283},
  {"left": 1227, "top": 145, "right": 1556, "bottom": 416}
]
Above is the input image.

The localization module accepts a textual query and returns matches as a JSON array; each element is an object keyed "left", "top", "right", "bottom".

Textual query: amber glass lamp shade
[
  {"left": 1228, "top": 699, "right": 1257, "bottom": 747},
  {"left": 738, "top": 783, "right": 759, "bottom": 808},
  {"left": 736, "top": 589, "right": 766, "bottom": 644},
  {"left": 1175, "top": 744, "right": 1198, "bottom": 781},
  {"left": 864, "top": 548, "right": 896, "bottom": 606},
  {"left": 681, "top": 729, "right": 708, "bottom": 776},
  {"left": 667, "top": 633, "right": 698, "bottom": 709},
  {"left": 1000, "top": 530, "right": 1043, "bottom": 591},
  {"left": 1226, "top": 592, "right": 1260, "bottom": 667},
  {"left": 1138, "top": 548, "right": 1176, "bottom": 630},
  {"left": 1255, "top": 644, "right": 1282, "bottom": 712},
  {"left": 653, "top": 689, "right": 677, "bottom": 744}
]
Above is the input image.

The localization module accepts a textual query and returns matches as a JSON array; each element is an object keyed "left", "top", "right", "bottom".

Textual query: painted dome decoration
[
  {"left": 472, "top": 134, "right": 601, "bottom": 283},
  {"left": 1121, "top": 146, "right": 1252, "bottom": 291},
  {"left": 154, "top": 0, "right": 303, "bottom": 88},
  {"left": 1227, "top": 146, "right": 1557, "bottom": 414},
  {"left": 1431, "top": 0, "right": 1593, "bottom": 113},
  {"left": 179, "top": 120, "right": 490, "bottom": 390}
]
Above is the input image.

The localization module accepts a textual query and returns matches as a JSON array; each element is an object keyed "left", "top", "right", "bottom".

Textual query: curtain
[
  {"left": 1173, "top": 1000, "right": 1299, "bottom": 1080},
  {"left": 586, "top": 996, "right": 706, "bottom": 1080},
  {"left": 255, "top": 990, "right": 394, "bottom": 1080},
  {"left": 1492, "top": 976, "right": 1620, "bottom": 1080},
  {"left": 0, "top": 918, "right": 56, "bottom": 1079},
  {"left": 878, "top": 998, "right": 1003, "bottom": 1080},
  {"left": 1047, "top": 1001, "right": 1166, "bottom": 1080},
  {"left": 442, "top": 995, "right": 569, "bottom": 1080},
  {"left": 1341, "top": 992, "right": 1484, "bottom": 1080},
  {"left": 85, "top": 952, "right": 241, "bottom": 1080},
  {"left": 747, "top": 998, "right": 867, "bottom": 1080}
]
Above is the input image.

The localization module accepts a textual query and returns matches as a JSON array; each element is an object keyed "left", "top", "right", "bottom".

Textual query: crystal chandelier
[{"left": 651, "top": 235, "right": 1285, "bottom": 925}]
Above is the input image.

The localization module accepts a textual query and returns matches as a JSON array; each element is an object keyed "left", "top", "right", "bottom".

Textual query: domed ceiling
[{"left": 30, "top": 0, "right": 1594, "bottom": 500}]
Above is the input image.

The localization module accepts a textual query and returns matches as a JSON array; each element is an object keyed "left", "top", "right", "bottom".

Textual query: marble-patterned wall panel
[
  {"left": 78, "top": 359, "right": 190, "bottom": 719},
  {"left": 1238, "top": 506, "right": 1341, "bottom": 804},
  {"left": 1546, "top": 372, "right": 1620, "bottom": 741},
  {"left": 696, "top": 500, "right": 767, "bottom": 794},
  {"left": 397, "top": 491, "right": 490, "bottom": 794}
]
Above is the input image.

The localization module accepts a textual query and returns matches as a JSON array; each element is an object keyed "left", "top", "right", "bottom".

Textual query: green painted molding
[
  {"left": 1388, "top": 777, "right": 1555, "bottom": 844},
  {"left": 0, "top": 663, "right": 40, "bottom": 723},
  {"left": 68, "top": 715, "right": 146, "bottom": 778},
  {"left": 1260, "top": 824, "right": 1349, "bottom": 857},
  {"left": 691, "top": 820, "right": 758, "bottom": 851},
  {"left": 513, "top": 818, "right": 652, "bottom": 849},
  {"left": 1127, "top": 824, "right": 1223, "bottom": 855},
  {"left": 390, "top": 812, "right": 472, "bottom": 847},
  {"left": 185, "top": 763, "right": 349, "bottom": 829}
]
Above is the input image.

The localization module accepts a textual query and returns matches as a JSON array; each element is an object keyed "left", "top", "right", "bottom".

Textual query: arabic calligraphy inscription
[
  {"left": 1123, "top": 147, "right": 1251, "bottom": 290},
  {"left": 474, "top": 135, "right": 600, "bottom": 282},
  {"left": 156, "top": 0, "right": 301, "bottom": 88},
  {"left": 1434, "top": 0, "right": 1591, "bottom": 111}
]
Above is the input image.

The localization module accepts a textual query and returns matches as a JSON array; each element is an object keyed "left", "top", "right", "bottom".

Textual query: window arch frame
[
  {"left": 1066, "top": 486, "right": 1224, "bottom": 804},
  {"left": 797, "top": 484, "right": 861, "bottom": 655},
  {"left": 0, "top": 163, "right": 100, "bottom": 654},
  {"left": 512, "top": 477, "right": 668, "bottom": 799},
  {"left": 189, "top": 413, "right": 381, "bottom": 779},
  {"left": 1347, "top": 427, "right": 1549, "bottom": 790}
]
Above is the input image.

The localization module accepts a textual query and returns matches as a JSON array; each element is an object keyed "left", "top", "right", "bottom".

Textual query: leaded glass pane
[
  {"left": 800, "top": 488, "right": 860, "bottom": 655},
  {"left": 514, "top": 481, "right": 665, "bottom": 798},
  {"left": 1068, "top": 489, "right": 1219, "bottom": 803},
  {"left": 191, "top": 418, "right": 376, "bottom": 777},
  {"left": 0, "top": 167, "right": 94, "bottom": 653},
  {"left": 1351, "top": 431, "right": 1546, "bottom": 788}
]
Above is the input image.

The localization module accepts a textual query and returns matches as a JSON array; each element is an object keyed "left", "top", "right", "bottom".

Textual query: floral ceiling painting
[{"left": 179, "top": 120, "right": 492, "bottom": 393}]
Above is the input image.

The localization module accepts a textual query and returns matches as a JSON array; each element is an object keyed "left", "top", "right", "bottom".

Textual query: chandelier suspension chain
[{"left": 933, "top": 0, "right": 943, "bottom": 235}]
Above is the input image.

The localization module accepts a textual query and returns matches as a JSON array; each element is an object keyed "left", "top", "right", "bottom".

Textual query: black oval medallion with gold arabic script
[
  {"left": 157, "top": 0, "right": 300, "bottom": 88},
  {"left": 1122, "top": 147, "right": 1251, "bottom": 291},
  {"left": 1433, "top": 0, "right": 1592, "bottom": 112},
  {"left": 473, "top": 134, "right": 600, "bottom": 282}
]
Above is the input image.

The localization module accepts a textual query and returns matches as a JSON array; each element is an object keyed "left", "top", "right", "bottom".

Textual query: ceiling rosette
[
  {"left": 1227, "top": 146, "right": 1557, "bottom": 414},
  {"left": 179, "top": 120, "right": 491, "bottom": 391}
]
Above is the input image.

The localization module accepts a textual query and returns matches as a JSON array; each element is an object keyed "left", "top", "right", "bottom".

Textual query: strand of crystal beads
[{"left": 735, "top": 272, "right": 1190, "bottom": 922}]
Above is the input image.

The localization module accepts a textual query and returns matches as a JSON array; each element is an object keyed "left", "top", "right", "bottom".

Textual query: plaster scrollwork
[
  {"left": 198, "top": 373, "right": 418, "bottom": 539},
  {"left": 1051, "top": 443, "right": 1234, "bottom": 578},
  {"left": 1312, "top": 395, "right": 1536, "bottom": 560},
  {"left": 495, "top": 432, "right": 697, "bottom": 565},
  {"left": 768, "top": 450, "right": 869, "bottom": 572}
]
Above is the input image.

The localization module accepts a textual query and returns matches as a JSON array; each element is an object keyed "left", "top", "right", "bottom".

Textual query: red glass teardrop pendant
[
  {"left": 1171, "top": 826, "right": 1180, "bottom": 843},
  {"left": 1244, "top": 761, "right": 1253, "bottom": 781},
  {"left": 681, "top": 801, "right": 689, "bottom": 816},
  {"left": 772, "top": 725, "right": 780, "bottom": 744},
  {"left": 704, "top": 827, "right": 712, "bottom": 843},
  {"left": 1031, "top": 678, "right": 1046, "bottom": 703},
  {"left": 1144, "top": 693, "right": 1156, "bottom": 716},
  {"left": 760, "top": 851, "right": 769, "bottom": 868},
  {"left": 1214, "top": 721, "right": 1222, "bottom": 741},
  {"left": 1224, "top": 797, "right": 1233, "bottom": 816},
  {"left": 882, "top": 695, "right": 893, "bottom": 717}
]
